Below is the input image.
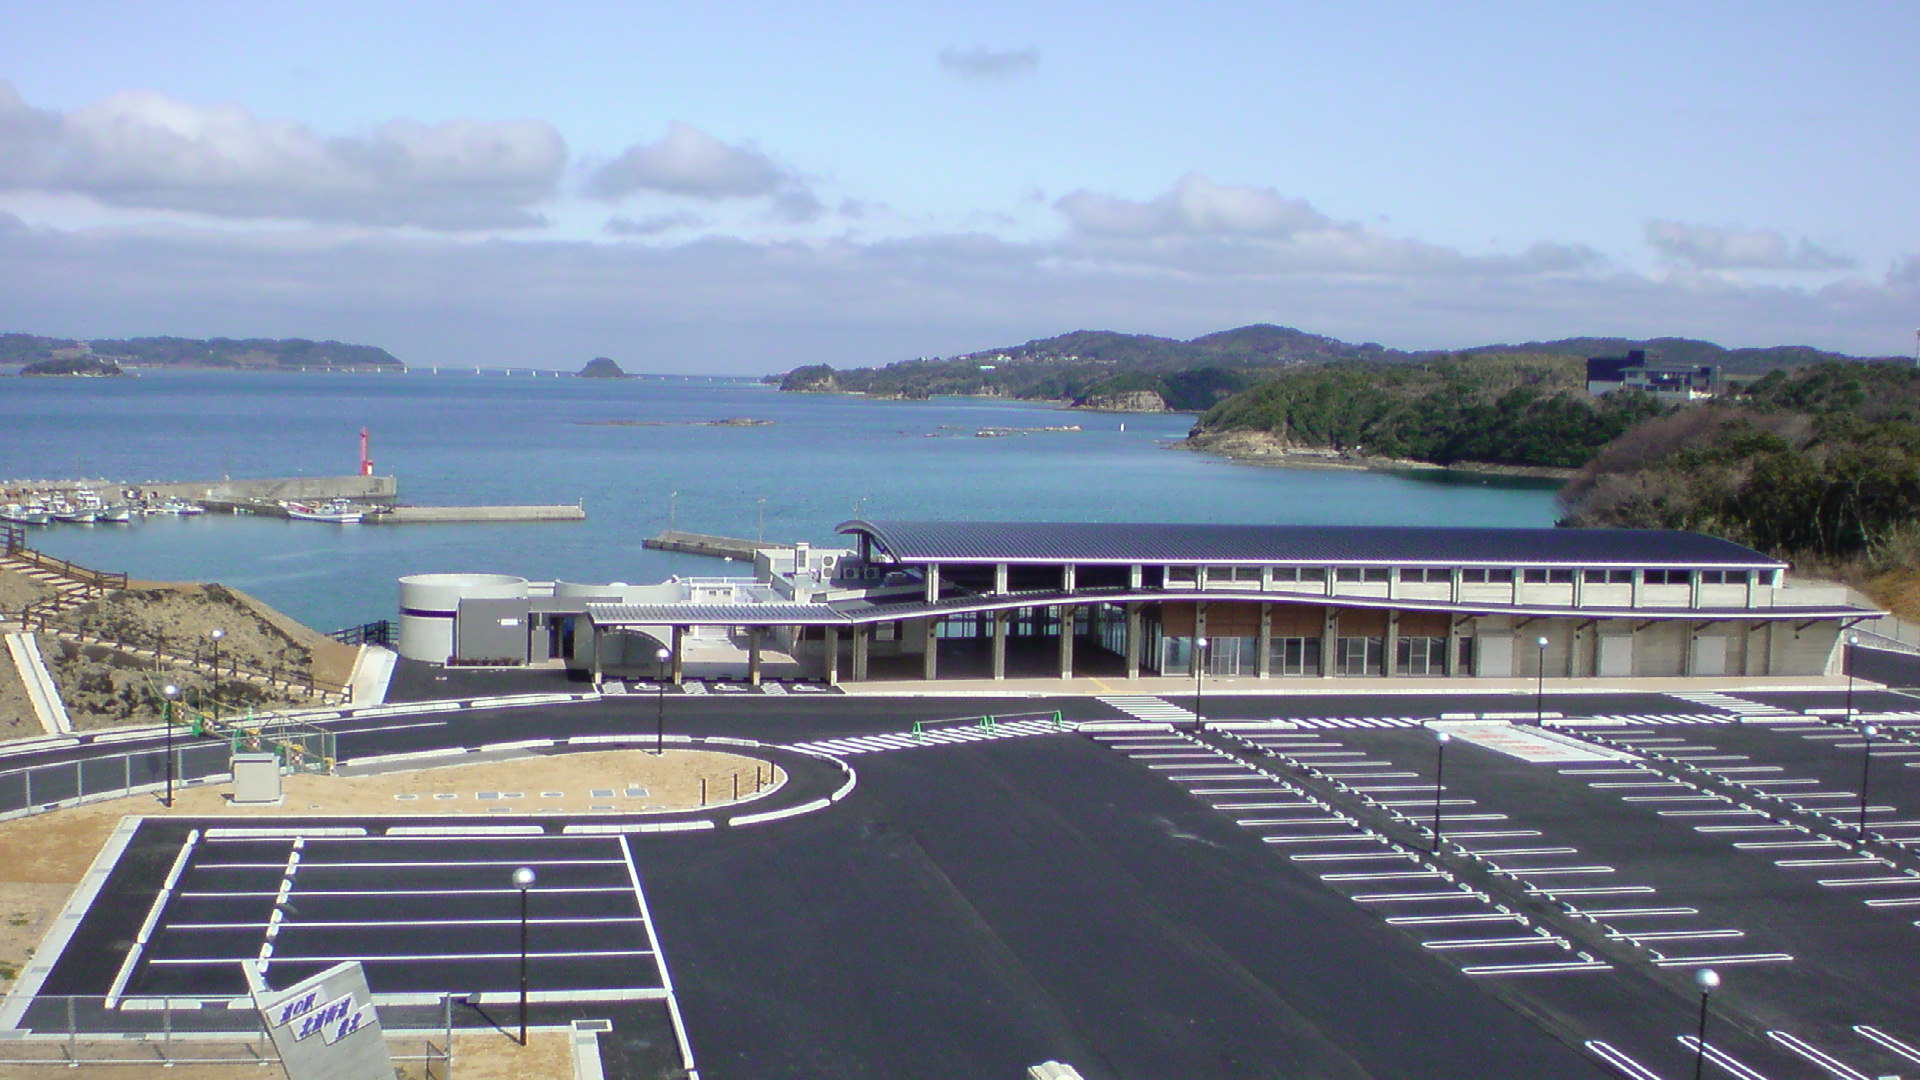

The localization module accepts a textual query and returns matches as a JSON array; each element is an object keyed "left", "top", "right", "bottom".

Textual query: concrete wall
[{"left": 398, "top": 573, "right": 529, "bottom": 662}]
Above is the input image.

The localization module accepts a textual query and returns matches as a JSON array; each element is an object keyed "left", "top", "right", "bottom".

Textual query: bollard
[
  {"left": 912, "top": 720, "right": 924, "bottom": 743},
  {"left": 700, "top": 777, "right": 707, "bottom": 806},
  {"left": 733, "top": 772, "right": 739, "bottom": 800}
]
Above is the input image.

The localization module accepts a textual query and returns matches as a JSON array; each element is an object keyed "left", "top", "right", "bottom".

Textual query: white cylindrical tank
[{"left": 398, "top": 573, "right": 529, "bottom": 662}]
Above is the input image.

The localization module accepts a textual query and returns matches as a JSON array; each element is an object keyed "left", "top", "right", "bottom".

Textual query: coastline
[{"left": 1173, "top": 429, "right": 1577, "bottom": 481}]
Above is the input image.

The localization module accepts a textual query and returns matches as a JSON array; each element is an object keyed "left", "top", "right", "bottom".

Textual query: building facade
[{"left": 399, "top": 521, "right": 1870, "bottom": 685}]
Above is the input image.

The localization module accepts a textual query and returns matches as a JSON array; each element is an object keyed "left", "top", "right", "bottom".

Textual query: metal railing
[
  {"left": 18, "top": 614, "right": 346, "bottom": 700},
  {"left": 0, "top": 995, "right": 453, "bottom": 1076},
  {"left": 330, "top": 618, "right": 395, "bottom": 647},
  {"left": 0, "top": 740, "right": 233, "bottom": 818}
]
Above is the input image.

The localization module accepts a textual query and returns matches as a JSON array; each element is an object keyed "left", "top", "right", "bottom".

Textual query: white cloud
[
  {"left": 1056, "top": 173, "right": 1328, "bottom": 237},
  {"left": 1050, "top": 173, "right": 1602, "bottom": 278},
  {"left": 605, "top": 211, "right": 708, "bottom": 237},
  {"left": 0, "top": 80, "right": 564, "bottom": 230},
  {"left": 1, "top": 216, "right": 1905, "bottom": 373},
  {"left": 588, "top": 123, "right": 793, "bottom": 200},
  {"left": 1645, "top": 219, "right": 1853, "bottom": 270},
  {"left": 938, "top": 46, "right": 1039, "bottom": 79}
]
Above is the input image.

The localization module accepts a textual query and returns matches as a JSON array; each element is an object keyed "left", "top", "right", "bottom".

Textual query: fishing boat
[
  {"left": 49, "top": 501, "right": 96, "bottom": 524},
  {"left": 285, "top": 498, "right": 364, "bottom": 523},
  {"left": 99, "top": 504, "right": 133, "bottom": 523},
  {"left": 0, "top": 503, "right": 52, "bottom": 526}
]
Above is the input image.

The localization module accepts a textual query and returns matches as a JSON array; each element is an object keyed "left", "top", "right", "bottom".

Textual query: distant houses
[{"left": 1585, "top": 349, "right": 1719, "bottom": 401}]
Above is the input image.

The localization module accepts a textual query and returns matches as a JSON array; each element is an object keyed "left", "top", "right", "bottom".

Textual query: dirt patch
[
  {"left": 0, "top": 564, "right": 55, "bottom": 612},
  {"left": 0, "top": 1029, "right": 565, "bottom": 1078},
  {"left": 0, "top": 641, "right": 41, "bottom": 741}
]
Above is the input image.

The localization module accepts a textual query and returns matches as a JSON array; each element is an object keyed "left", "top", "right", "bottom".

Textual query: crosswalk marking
[
  {"left": 1097, "top": 695, "right": 1197, "bottom": 723},
  {"left": 789, "top": 718, "right": 1066, "bottom": 757}
]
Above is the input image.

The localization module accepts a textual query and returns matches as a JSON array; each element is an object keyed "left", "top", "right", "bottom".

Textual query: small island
[
  {"left": 20, "top": 356, "right": 125, "bottom": 377},
  {"left": 577, "top": 356, "right": 628, "bottom": 378}
]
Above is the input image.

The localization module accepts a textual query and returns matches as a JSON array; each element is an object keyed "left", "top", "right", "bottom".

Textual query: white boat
[
  {"left": 99, "top": 503, "right": 133, "bottom": 523},
  {"left": 0, "top": 503, "right": 52, "bottom": 526},
  {"left": 49, "top": 501, "right": 96, "bottom": 524},
  {"left": 286, "top": 498, "right": 364, "bottom": 523}
]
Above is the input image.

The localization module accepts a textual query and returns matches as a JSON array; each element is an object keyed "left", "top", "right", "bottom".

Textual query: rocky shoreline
[{"left": 1174, "top": 430, "right": 1577, "bottom": 480}]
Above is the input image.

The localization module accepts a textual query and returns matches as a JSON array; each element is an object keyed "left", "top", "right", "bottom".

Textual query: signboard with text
[{"left": 245, "top": 961, "right": 393, "bottom": 1080}]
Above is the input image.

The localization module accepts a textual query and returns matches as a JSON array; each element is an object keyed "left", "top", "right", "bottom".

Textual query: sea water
[{"left": 0, "top": 369, "right": 1559, "bottom": 631}]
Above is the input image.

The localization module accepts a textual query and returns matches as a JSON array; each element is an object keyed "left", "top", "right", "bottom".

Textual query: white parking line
[{"left": 1766, "top": 1030, "right": 1872, "bottom": 1080}]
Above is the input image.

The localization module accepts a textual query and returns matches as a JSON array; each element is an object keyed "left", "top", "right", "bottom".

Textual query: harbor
[{"left": 3, "top": 474, "right": 584, "bottom": 527}]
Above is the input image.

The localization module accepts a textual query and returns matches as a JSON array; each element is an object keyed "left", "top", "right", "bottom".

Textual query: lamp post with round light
[
  {"left": 1692, "top": 967, "right": 1720, "bottom": 1080},
  {"left": 1430, "top": 729, "right": 1451, "bottom": 853},
  {"left": 655, "top": 646, "right": 671, "bottom": 755},
  {"left": 162, "top": 684, "right": 179, "bottom": 808},
  {"left": 1193, "top": 636, "right": 1208, "bottom": 732},
  {"left": 1859, "top": 723, "right": 1878, "bottom": 840},
  {"left": 512, "top": 866, "right": 536, "bottom": 1046},
  {"left": 1534, "top": 635, "right": 1549, "bottom": 726},
  {"left": 1845, "top": 633, "right": 1859, "bottom": 727},
  {"left": 208, "top": 628, "right": 226, "bottom": 729}
]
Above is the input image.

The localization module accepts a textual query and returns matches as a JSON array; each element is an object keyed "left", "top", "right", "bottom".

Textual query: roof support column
[
  {"left": 1445, "top": 618, "right": 1465, "bottom": 677},
  {"left": 1256, "top": 604, "right": 1272, "bottom": 679},
  {"left": 1322, "top": 608, "right": 1339, "bottom": 678},
  {"left": 1192, "top": 601, "right": 1209, "bottom": 678},
  {"left": 923, "top": 618, "right": 939, "bottom": 681},
  {"left": 924, "top": 564, "right": 940, "bottom": 604},
  {"left": 591, "top": 629, "right": 603, "bottom": 686},
  {"left": 852, "top": 625, "right": 869, "bottom": 682},
  {"left": 823, "top": 627, "right": 840, "bottom": 687},
  {"left": 994, "top": 563, "right": 1009, "bottom": 595},
  {"left": 1059, "top": 604, "right": 1076, "bottom": 679},
  {"left": 991, "top": 610, "right": 1008, "bottom": 680},
  {"left": 1383, "top": 611, "right": 1400, "bottom": 678},
  {"left": 1681, "top": 621, "right": 1695, "bottom": 677},
  {"left": 1125, "top": 603, "right": 1142, "bottom": 679},
  {"left": 748, "top": 628, "right": 763, "bottom": 686},
  {"left": 671, "top": 626, "right": 685, "bottom": 685},
  {"left": 1062, "top": 564, "right": 1076, "bottom": 591}
]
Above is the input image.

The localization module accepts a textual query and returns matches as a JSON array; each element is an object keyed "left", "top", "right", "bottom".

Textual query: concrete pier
[
  {"left": 370, "top": 505, "right": 586, "bottom": 524},
  {"left": 644, "top": 530, "right": 788, "bottom": 559}
]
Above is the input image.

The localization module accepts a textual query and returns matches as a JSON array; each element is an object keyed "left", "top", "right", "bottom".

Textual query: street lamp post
[
  {"left": 1859, "top": 723, "right": 1878, "bottom": 840},
  {"left": 208, "top": 628, "right": 226, "bottom": 730},
  {"left": 655, "top": 646, "right": 671, "bottom": 755},
  {"left": 1535, "top": 635, "right": 1549, "bottom": 726},
  {"left": 1431, "top": 730, "right": 1451, "bottom": 853},
  {"left": 1845, "top": 633, "right": 1859, "bottom": 727},
  {"left": 1692, "top": 967, "right": 1720, "bottom": 1080},
  {"left": 162, "top": 684, "right": 179, "bottom": 808},
  {"left": 512, "top": 866, "right": 536, "bottom": 1046},
  {"left": 1193, "top": 636, "right": 1208, "bottom": 732}
]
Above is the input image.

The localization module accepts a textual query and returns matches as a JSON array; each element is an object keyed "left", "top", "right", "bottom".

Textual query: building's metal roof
[
  {"left": 838, "top": 520, "right": 1783, "bottom": 569},
  {"left": 586, "top": 602, "right": 850, "bottom": 627},
  {"left": 586, "top": 589, "right": 1865, "bottom": 628}
]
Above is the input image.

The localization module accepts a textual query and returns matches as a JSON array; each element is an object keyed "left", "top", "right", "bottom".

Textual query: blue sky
[{"left": 1, "top": 1, "right": 1915, "bottom": 371}]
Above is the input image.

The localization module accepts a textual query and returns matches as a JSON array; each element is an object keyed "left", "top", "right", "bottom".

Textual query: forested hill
[
  {"left": 0, "top": 334, "right": 404, "bottom": 371},
  {"left": 772, "top": 324, "right": 1895, "bottom": 411},
  {"left": 1559, "top": 362, "right": 1920, "bottom": 568},
  {"left": 1188, "top": 354, "right": 1667, "bottom": 469}
]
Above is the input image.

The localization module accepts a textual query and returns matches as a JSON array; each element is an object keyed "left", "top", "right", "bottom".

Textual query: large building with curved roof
[{"left": 402, "top": 520, "right": 1872, "bottom": 686}]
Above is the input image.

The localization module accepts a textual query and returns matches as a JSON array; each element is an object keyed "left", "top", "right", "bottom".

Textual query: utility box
[{"left": 231, "top": 752, "right": 283, "bottom": 805}]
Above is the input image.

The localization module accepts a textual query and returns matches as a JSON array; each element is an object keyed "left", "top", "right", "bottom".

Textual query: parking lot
[{"left": 123, "top": 833, "right": 669, "bottom": 1000}]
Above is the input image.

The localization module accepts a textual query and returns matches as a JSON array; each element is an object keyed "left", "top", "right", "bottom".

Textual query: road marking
[
  {"left": 1584, "top": 1040, "right": 1663, "bottom": 1080},
  {"left": 1766, "top": 1030, "right": 1872, "bottom": 1080}
]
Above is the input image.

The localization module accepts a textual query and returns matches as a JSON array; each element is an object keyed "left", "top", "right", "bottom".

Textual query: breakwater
[
  {"left": 372, "top": 505, "right": 586, "bottom": 524},
  {"left": 645, "top": 530, "right": 787, "bottom": 559}
]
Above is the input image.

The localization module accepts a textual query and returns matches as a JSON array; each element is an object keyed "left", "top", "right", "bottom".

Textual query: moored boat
[{"left": 285, "top": 498, "right": 364, "bottom": 523}]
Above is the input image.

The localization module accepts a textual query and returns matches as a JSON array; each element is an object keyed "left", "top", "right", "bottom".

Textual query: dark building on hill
[{"left": 1586, "top": 350, "right": 1719, "bottom": 400}]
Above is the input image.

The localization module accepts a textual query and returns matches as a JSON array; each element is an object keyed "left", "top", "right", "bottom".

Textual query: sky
[{"left": 1, "top": 0, "right": 1916, "bottom": 373}]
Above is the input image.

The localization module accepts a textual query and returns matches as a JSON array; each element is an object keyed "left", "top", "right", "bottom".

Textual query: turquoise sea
[{"left": 1, "top": 369, "right": 1560, "bottom": 632}]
